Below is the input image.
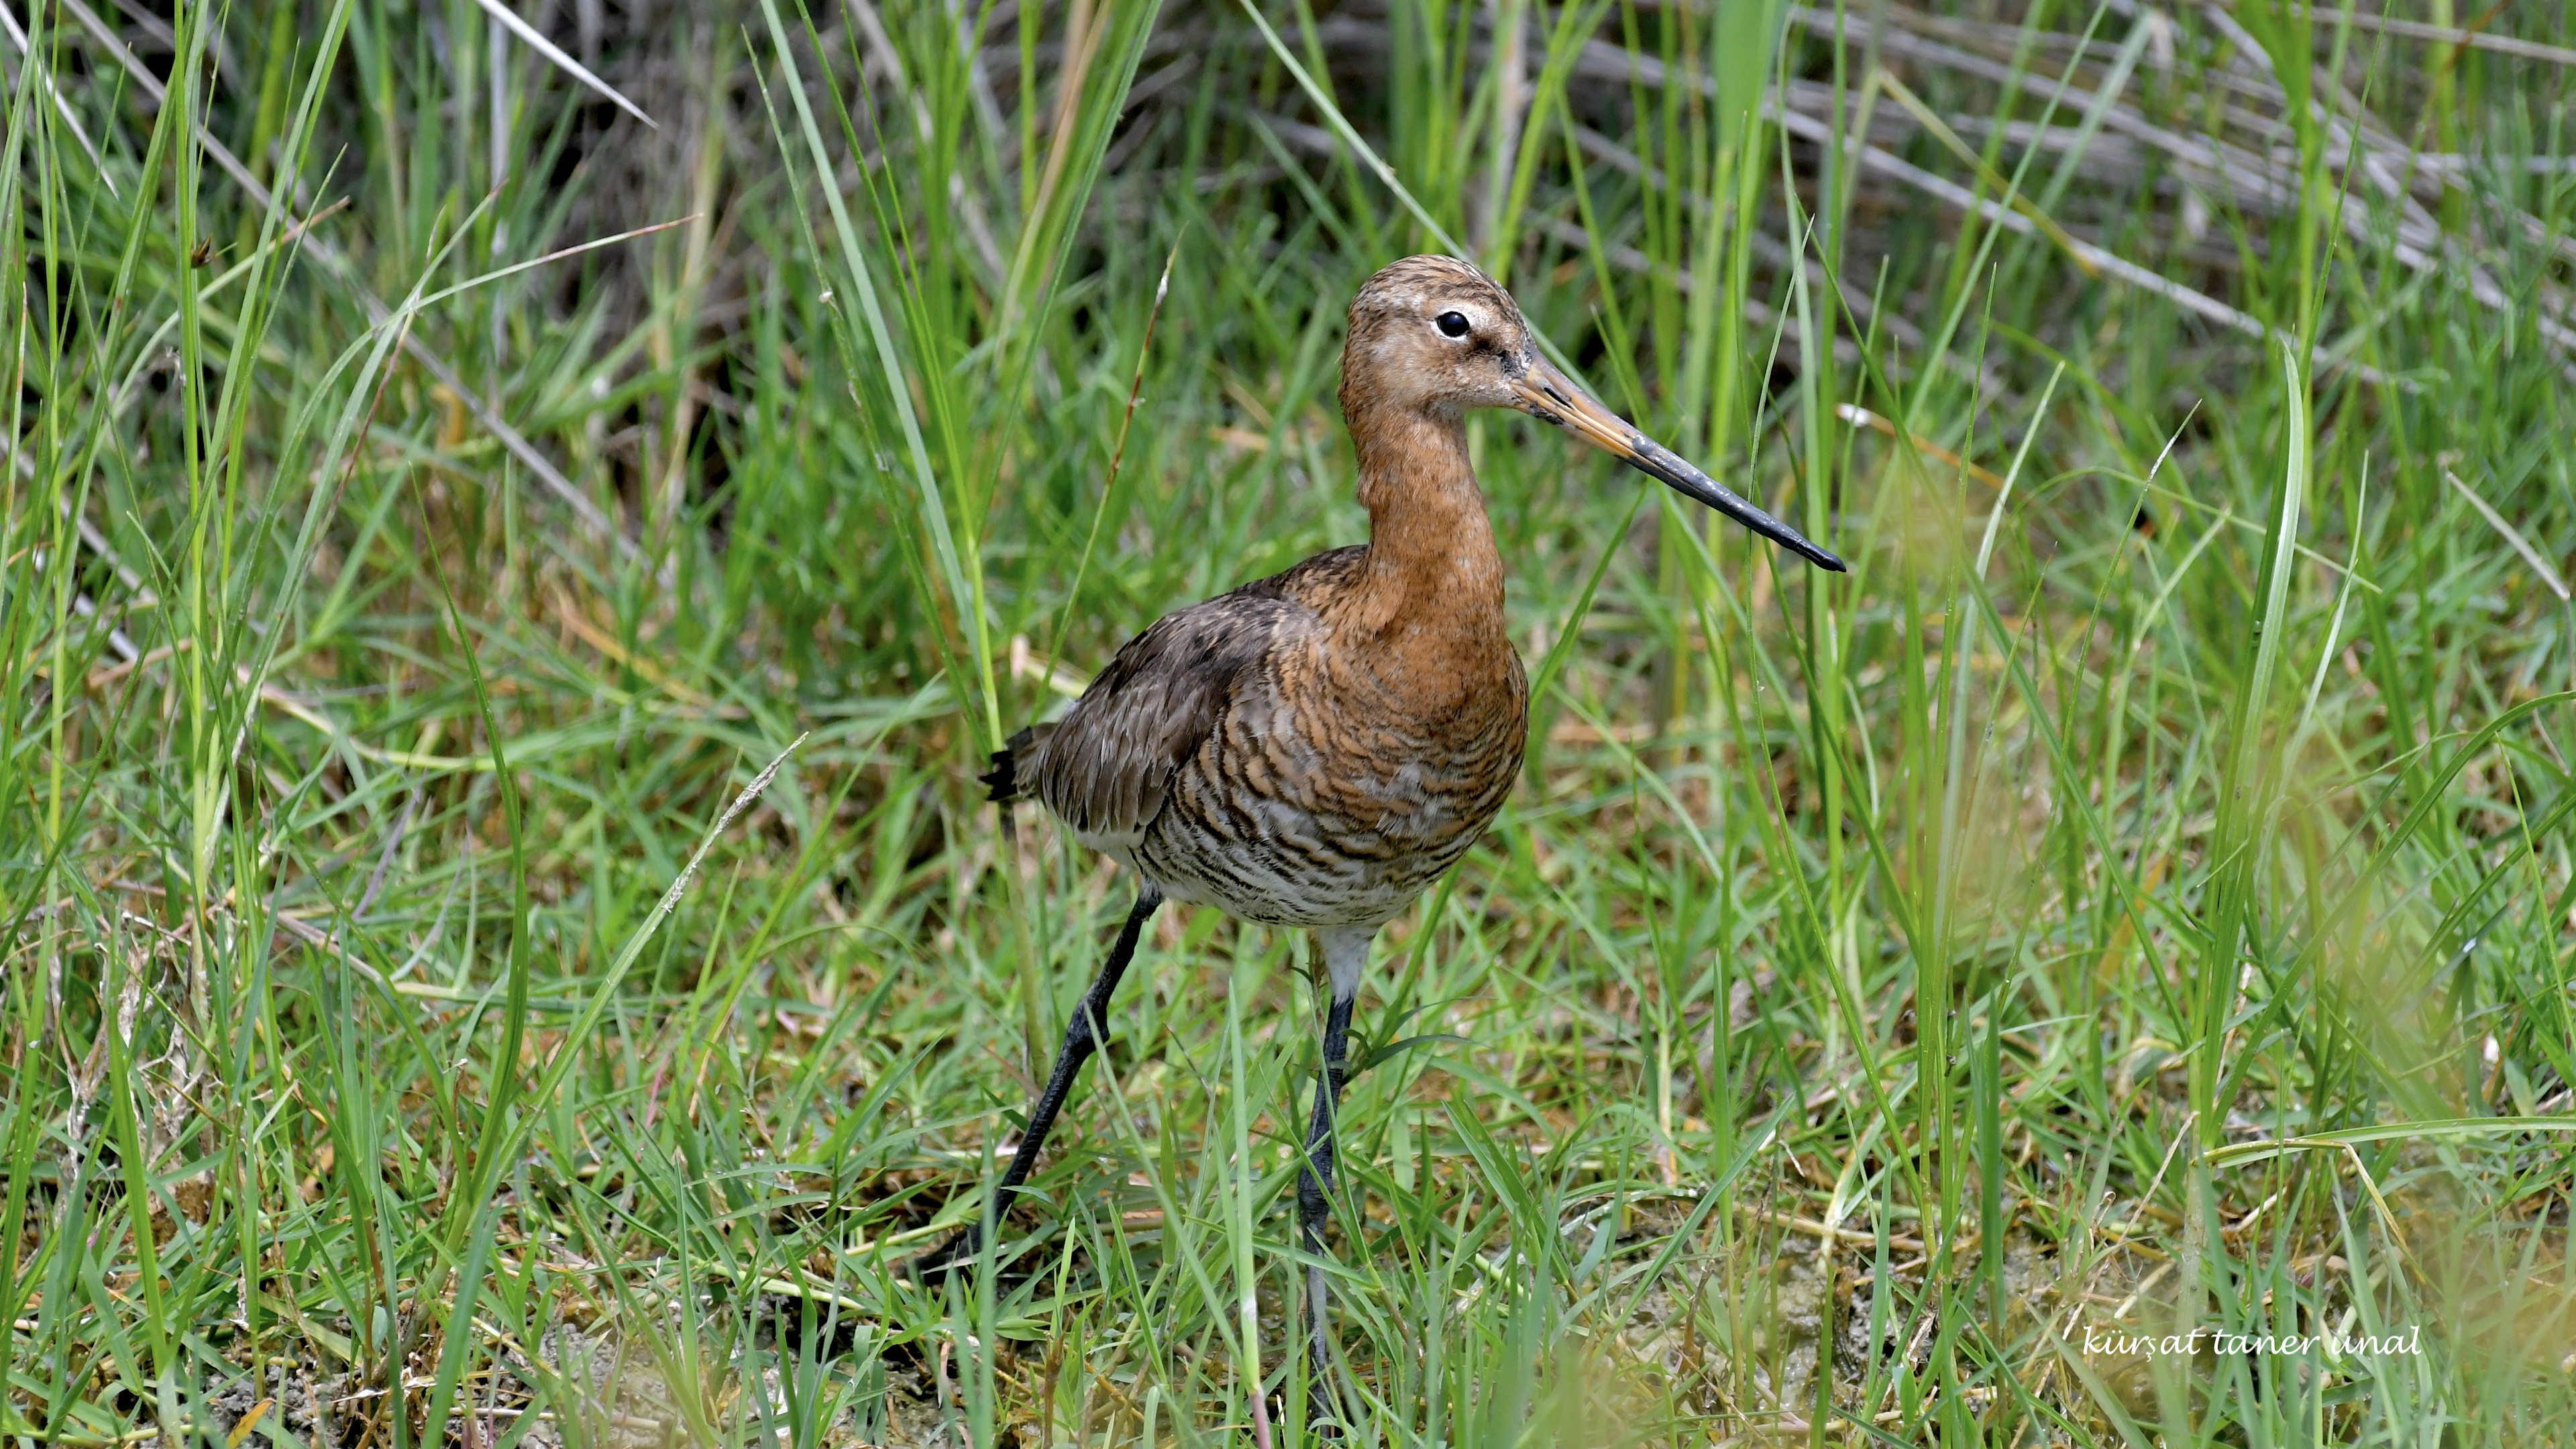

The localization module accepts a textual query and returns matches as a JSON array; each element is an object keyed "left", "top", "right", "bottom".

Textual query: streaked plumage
[
  {"left": 925, "top": 256, "right": 1843, "bottom": 1413},
  {"left": 990, "top": 544, "right": 1525, "bottom": 927}
]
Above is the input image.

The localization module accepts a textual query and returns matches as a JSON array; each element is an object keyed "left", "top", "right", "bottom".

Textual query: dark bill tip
[
  {"left": 1625, "top": 436, "right": 1847, "bottom": 572},
  {"left": 1511, "top": 360, "right": 1846, "bottom": 572}
]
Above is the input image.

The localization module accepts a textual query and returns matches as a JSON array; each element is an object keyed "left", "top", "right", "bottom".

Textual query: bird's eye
[{"left": 1434, "top": 310, "right": 1472, "bottom": 339}]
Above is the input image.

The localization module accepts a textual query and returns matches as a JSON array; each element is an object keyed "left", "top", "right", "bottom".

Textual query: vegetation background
[{"left": 5, "top": 0, "right": 2575, "bottom": 1443}]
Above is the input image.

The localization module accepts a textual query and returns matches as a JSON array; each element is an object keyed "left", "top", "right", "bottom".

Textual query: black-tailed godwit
[{"left": 924, "top": 254, "right": 1843, "bottom": 1399}]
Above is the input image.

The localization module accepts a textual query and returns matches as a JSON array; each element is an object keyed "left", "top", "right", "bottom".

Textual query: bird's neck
[{"left": 1342, "top": 402, "right": 1509, "bottom": 647}]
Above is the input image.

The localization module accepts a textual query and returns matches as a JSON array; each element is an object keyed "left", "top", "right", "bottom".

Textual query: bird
[{"left": 918, "top": 254, "right": 1843, "bottom": 1401}]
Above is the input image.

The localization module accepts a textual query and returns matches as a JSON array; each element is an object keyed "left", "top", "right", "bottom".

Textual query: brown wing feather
[{"left": 1011, "top": 547, "right": 1362, "bottom": 849}]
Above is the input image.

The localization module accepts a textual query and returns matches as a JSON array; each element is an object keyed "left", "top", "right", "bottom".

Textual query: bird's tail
[{"left": 979, "top": 724, "right": 1051, "bottom": 804}]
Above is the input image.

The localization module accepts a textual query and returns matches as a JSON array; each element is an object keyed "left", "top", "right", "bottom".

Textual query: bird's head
[
  {"left": 1341, "top": 254, "right": 1845, "bottom": 572},
  {"left": 1341, "top": 254, "right": 1538, "bottom": 416}
]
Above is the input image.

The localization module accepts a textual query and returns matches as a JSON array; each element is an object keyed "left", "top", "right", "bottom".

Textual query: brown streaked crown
[{"left": 1340, "top": 255, "right": 1536, "bottom": 420}]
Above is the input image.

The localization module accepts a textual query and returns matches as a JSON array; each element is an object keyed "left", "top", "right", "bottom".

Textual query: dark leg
[
  {"left": 1298, "top": 988, "right": 1356, "bottom": 1389},
  {"left": 1298, "top": 926, "right": 1375, "bottom": 1414},
  {"left": 917, "top": 885, "right": 1163, "bottom": 1276}
]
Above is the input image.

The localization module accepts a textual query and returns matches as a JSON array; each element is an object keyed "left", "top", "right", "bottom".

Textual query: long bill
[{"left": 1511, "top": 360, "right": 1847, "bottom": 572}]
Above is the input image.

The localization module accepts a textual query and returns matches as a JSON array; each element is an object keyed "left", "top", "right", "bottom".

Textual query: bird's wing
[{"left": 1025, "top": 549, "right": 1357, "bottom": 849}]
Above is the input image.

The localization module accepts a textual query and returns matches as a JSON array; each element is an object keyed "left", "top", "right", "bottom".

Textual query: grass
[{"left": 5, "top": 0, "right": 2576, "bottom": 1444}]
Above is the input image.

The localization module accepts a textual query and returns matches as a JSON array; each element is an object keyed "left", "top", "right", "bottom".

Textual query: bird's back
[{"left": 994, "top": 546, "right": 1527, "bottom": 927}]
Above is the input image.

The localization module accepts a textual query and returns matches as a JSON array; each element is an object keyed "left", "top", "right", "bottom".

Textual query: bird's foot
[{"left": 906, "top": 1222, "right": 987, "bottom": 1282}]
